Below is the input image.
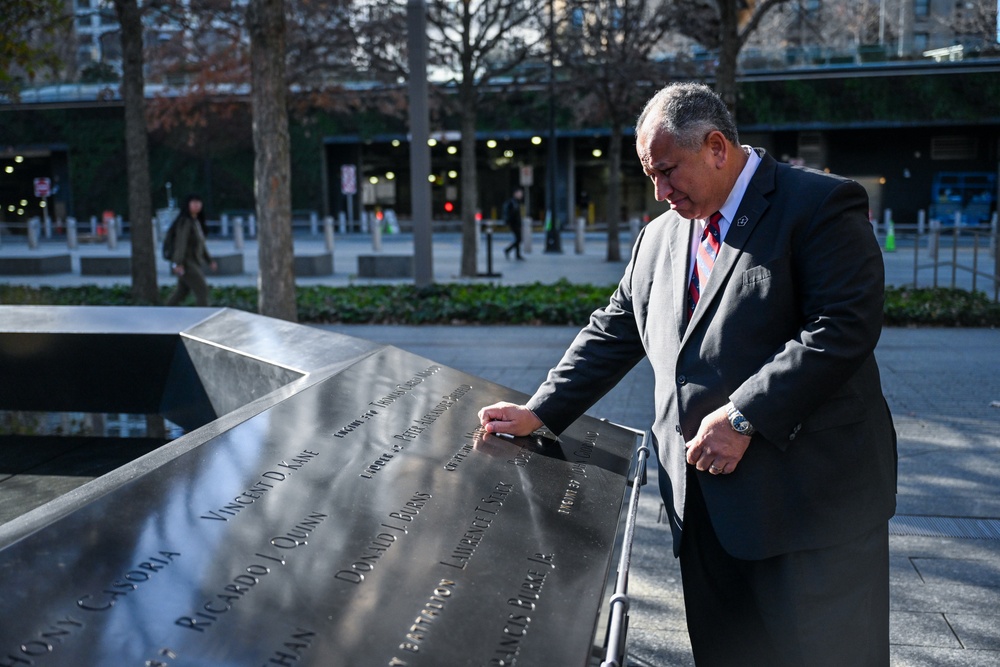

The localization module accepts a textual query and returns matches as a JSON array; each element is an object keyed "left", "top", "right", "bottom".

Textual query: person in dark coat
[
  {"left": 167, "top": 194, "right": 216, "bottom": 307},
  {"left": 502, "top": 187, "right": 524, "bottom": 260},
  {"left": 479, "top": 83, "right": 896, "bottom": 666}
]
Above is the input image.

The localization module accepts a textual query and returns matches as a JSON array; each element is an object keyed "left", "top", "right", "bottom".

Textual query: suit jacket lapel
[
  {"left": 665, "top": 212, "right": 693, "bottom": 342},
  {"left": 684, "top": 150, "right": 777, "bottom": 334}
]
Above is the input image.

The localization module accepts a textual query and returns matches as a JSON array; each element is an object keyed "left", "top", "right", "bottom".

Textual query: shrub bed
[{"left": 1, "top": 282, "right": 997, "bottom": 327}]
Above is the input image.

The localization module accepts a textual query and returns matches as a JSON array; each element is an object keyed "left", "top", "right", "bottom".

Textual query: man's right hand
[{"left": 478, "top": 401, "right": 544, "bottom": 437}]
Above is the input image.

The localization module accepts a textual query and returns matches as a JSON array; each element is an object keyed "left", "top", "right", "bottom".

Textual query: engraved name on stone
[
  {"left": 263, "top": 627, "right": 316, "bottom": 667},
  {"left": 175, "top": 511, "right": 327, "bottom": 632},
  {"left": 365, "top": 384, "right": 473, "bottom": 478},
  {"left": 199, "top": 449, "right": 320, "bottom": 521},
  {"left": 389, "top": 578, "right": 457, "bottom": 664},
  {"left": 365, "top": 366, "right": 441, "bottom": 411},
  {"left": 4, "top": 617, "right": 86, "bottom": 667},
  {"left": 557, "top": 430, "right": 598, "bottom": 516},
  {"left": 5, "top": 552, "right": 185, "bottom": 663},
  {"left": 443, "top": 429, "right": 480, "bottom": 471},
  {"left": 77, "top": 550, "right": 182, "bottom": 611},
  {"left": 439, "top": 481, "right": 513, "bottom": 570},
  {"left": 335, "top": 491, "right": 431, "bottom": 584},
  {"left": 489, "top": 553, "right": 556, "bottom": 666}
]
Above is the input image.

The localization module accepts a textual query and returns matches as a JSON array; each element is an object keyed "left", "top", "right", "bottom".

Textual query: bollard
[
  {"left": 107, "top": 218, "right": 118, "bottom": 250},
  {"left": 917, "top": 209, "right": 926, "bottom": 237},
  {"left": 90, "top": 215, "right": 98, "bottom": 236},
  {"left": 324, "top": 216, "right": 335, "bottom": 253},
  {"left": 66, "top": 216, "right": 80, "bottom": 250},
  {"left": 27, "top": 217, "right": 40, "bottom": 249},
  {"left": 575, "top": 216, "right": 585, "bottom": 255},
  {"left": 479, "top": 222, "right": 501, "bottom": 277},
  {"left": 310, "top": 211, "right": 319, "bottom": 236},
  {"left": 522, "top": 217, "right": 532, "bottom": 255},
  {"left": 371, "top": 212, "right": 382, "bottom": 252},
  {"left": 338, "top": 211, "right": 347, "bottom": 235},
  {"left": 248, "top": 214, "right": 256, "bottom": 238},
  {"left": 234, "top": 216, "right": 245, "bottom": 251},
  {"left": 220, "top": 213, "right": 230, "bottom": 237},
  {"left": 882, "top": 209, "right": 894, "bottom": 252}
]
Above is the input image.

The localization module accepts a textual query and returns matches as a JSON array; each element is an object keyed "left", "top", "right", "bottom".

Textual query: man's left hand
[{"left": 685, "top": 405, "right": 751, "bottom": 475}]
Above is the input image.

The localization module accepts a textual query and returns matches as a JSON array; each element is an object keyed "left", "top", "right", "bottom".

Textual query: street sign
[
  {"left": 340, "top": 165, "right": 357, "bottom": 195},
  {"left": 520, "top": 165, "right": 533, "bottom": 187},
  {"left": 33, "top": 177, "right": 51, "bottom": 198}
]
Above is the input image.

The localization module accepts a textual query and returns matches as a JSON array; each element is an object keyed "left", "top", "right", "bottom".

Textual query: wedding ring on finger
[{"left": 709, "top": 464, "right": 723, "bottom": 474}]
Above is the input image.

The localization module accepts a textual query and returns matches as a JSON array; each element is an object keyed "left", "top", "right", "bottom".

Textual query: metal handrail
[{"left": 602, "top": 430, "right": 651, "bottom": 667}]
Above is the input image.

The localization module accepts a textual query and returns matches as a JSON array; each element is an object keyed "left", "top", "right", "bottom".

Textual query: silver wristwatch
[{"left": 726, "top": 402, "right": 756, "bottom": 436}]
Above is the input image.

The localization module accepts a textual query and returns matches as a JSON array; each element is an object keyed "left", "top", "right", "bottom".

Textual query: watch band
[{"left": 726, "top": 402, "right": 756, "bottom": 436}]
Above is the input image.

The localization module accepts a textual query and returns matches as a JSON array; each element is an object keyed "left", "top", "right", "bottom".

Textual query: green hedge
[{"left": 0, "top": 282, "right": 997, "bottom": 327}]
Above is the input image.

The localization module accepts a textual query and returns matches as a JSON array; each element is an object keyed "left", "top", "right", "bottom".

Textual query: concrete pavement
[{"left": 1, "top": 229, "right": 999, "bottom": 665}]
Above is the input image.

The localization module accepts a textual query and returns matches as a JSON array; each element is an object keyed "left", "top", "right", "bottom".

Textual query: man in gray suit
[{"left": 479, "top": 83, "right": 897, "bottom": 666}]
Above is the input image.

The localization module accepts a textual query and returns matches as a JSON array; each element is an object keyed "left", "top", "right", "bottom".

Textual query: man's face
[{"left": 636, "top": 122, "right": 721, "bottom": 221}]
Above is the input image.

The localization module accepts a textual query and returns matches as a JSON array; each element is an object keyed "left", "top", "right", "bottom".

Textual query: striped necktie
[{"left": 688, "top": 211, "right": 722, "bottom": 318}]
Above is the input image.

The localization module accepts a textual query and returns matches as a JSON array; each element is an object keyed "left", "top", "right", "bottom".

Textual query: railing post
[
  {"left": 234, "top": 216, "right": 245, "bottom": 251},
  {"left": 65, "top": 216, "right": 77, "bottom": 250},
  {"left": 575, "top": 216, "right": 585, "bottom": 255},
  {"left": 323, "top": 215, "right": 335, "bottom": 253},
  {"left": 27, "top": 217, "right": 40, "bottom": 249},
  {"left": 107, "top": 217, "right": 118, "bottom": 249},
  {"left": 371, "top": 211, "right": 382, "bottom": 252}
]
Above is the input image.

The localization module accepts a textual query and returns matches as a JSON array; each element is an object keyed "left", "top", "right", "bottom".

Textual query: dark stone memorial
[{"left": 0, "top": 306, "right": 647, "bottom": 666}]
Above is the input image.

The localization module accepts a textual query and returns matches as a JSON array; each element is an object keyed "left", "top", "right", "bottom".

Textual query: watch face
[{"left": 731, "top": 415, "right": 750, "bottom": 433}]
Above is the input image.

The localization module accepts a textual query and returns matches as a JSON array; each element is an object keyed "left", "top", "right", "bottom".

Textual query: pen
[{"left": 493, "top": 432, "right": 515, "bottom": 440}]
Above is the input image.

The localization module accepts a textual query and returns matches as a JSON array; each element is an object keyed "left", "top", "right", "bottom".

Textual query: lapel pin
[{"left": 737, "top": 216, "right": 749, "bottom": 227}]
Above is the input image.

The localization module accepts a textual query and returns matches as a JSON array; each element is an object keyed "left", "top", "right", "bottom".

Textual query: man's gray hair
[{"left": 636, "top": 83, "right": 739, "bottom": 150}]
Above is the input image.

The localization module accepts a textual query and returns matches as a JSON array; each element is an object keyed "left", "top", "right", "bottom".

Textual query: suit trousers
[{"left": 679, "top": 469, "right": 890, "bottom": 667}]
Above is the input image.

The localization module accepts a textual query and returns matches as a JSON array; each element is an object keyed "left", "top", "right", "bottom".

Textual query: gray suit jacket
[{"left": 527, "top": 150, "right": 897, "bottom": 560}]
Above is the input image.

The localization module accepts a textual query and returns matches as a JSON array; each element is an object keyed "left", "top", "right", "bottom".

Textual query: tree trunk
[
  {"left": 459, "top": 90, "right": 479, "bottom": 277},
  {"left": 248, "top": 0, "right": 297, "bottom": 322},
  {"left": 605, "top": 125, "right": 623, "bottom": 262},
  {"left": 113, "top": 0, "right": 158, "bottom": 304},
  {"left": 715, "top": 0, "right": 742, "bottom": 117}
]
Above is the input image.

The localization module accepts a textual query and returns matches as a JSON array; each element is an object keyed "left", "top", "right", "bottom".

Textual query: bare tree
[
  {"left": 112, "top": 0, "right": 159, "bottom": 304},
  {"left": 248, "top": 0, "right": 296, "bottom": 321},
  {"left": 934, "top": 0, "right": 1000, "bottom": 52},
  {"left": 426, "top": 0, "right": 545, "bottom": 277},
  {"left": 669, "top": 0, "right": 791, "bottom": 116},
  {"left": 559, "top": 0, "right": 674, "bottom": 262}
]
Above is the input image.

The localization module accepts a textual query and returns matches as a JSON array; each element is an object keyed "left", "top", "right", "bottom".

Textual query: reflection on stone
[{"left": 0, "top": 306, "right": 642, "bottom": 665}]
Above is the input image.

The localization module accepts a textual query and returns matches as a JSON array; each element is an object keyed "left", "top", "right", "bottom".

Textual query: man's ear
[{"left": 705, "top": 130, "right": 729, "bottom": 166}]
